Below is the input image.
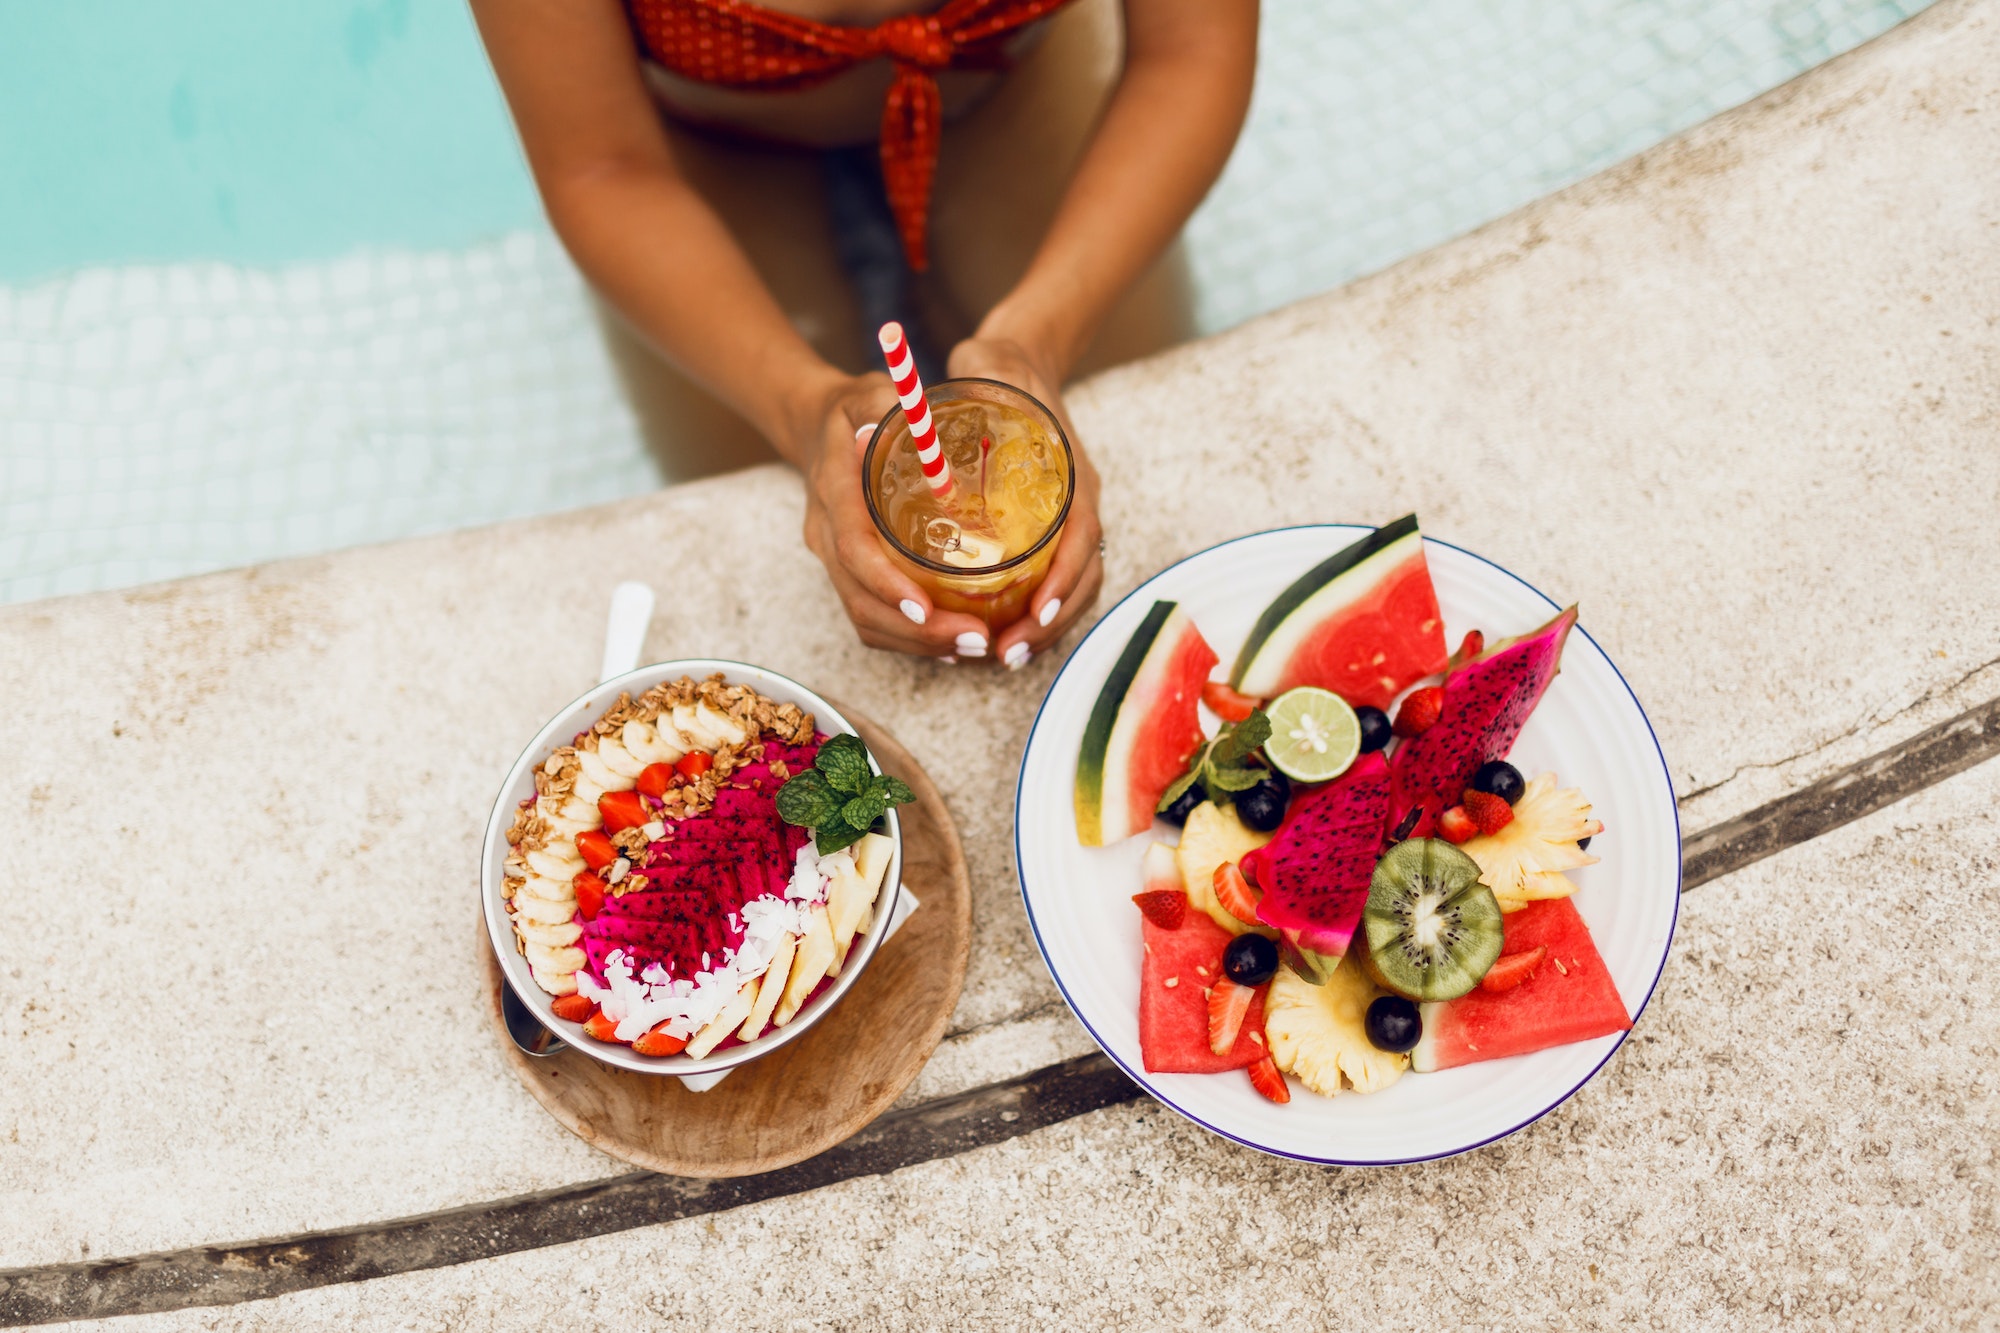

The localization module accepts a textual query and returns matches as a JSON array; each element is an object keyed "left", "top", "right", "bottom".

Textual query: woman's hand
[
  {"left": 945, "top": 336, "right": 1105, "bottom": 671},
  {"left": 794, "top": 373, "right": 1000, "bottom": 659}
]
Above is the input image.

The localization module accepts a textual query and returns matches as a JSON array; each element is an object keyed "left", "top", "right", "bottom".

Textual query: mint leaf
[
  {"left": 776, "top": 769, "right": 840, "bottom": 827},
  {"left": 1213, "top": 711, "right": 1271, "bottom": 764},
  {"left": 873, "top": 776, "right": 916, "bottom": 808},
  {"left": 1155, "top": 767, "right": 1204, "bottom": 814},
  {"left": 816, "top": 733, "right": 872, "bottom": 794},
  {"left": 812, "top": 815, "right": 868, "bottom": 854},
  {"left": 1205, "top": 764, "right": 1264, "bottom": 793},
  {"left": 842, "top": 789, "right": 888, "bottom": 830}
]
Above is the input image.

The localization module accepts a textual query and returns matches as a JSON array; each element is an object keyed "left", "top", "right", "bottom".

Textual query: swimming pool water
[{"left": 0, "top": 0, "right": 1936, "bottom": 603}]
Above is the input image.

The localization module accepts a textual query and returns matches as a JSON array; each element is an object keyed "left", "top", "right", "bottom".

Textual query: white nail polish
[
  {"left": 955, "top": 632, "right": 988, "bottom": 655},
  {"left": 1004, "top": 642, "right": 1031, "bottom": 670},
  {"left": 900, "top": 599, "right": 927, "bottom": 626},
  {"left": 938, "top": 656, "right": 957, "bottom": 666},
  {"left": 1038, "top": 598, "right": 1062, "bottom": 628}
]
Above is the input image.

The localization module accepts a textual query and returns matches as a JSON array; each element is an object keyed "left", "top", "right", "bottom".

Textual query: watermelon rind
[
  {"left": 1230, "top": 514, "right": 1428, "bottom": 697},
  {"left": 1074, "top": 601, "right": 1214, "bottom": 846}
]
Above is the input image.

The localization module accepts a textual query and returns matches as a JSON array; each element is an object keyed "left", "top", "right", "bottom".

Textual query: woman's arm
[
  {"left": 468, "top": 0, "right": 843, "bottom": 459},
  {"left": 977, "top": 0, "right": 1259, "bottom": 376},
  {"left": 956, "top": 0, "right": 1257, "bottom": 667},
  {"left": 472, "top": 0, "right": 997, "bottom": 659}
]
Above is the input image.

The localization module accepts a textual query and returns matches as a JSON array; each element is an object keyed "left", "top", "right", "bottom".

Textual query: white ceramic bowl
[
  {"left": 481, "top": 659, "right": 903, "bottom": 1077},
  {"left": 1015, "top": 527, "right": 1680, "bottom": 1164}
]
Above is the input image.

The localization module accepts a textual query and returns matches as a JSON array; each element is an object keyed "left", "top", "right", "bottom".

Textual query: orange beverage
[{"left": 863, "top": 378, "right": 1074, "bottom": 632}]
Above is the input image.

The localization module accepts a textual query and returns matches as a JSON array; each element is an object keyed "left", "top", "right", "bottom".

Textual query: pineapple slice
[
  {"left": 828, "top": 832, "right": 895, "bottom": 976},
  {"left": 738, "top": 930, "right": 798, "bottom": 1043},
  {"left": 1263, "top": 952, "right": 1407, "bottom": 1096},
  {"left": 1462, "top": 772, "right": 1603, "bottom": 913},
  {"left": 775, "top": 904, "right": 835, "bottom": 1027},
  {"left": 686, "top": 981, "right": 758, "bottom": 1059},
  {"left": 1175, "top": 802, "right": 1273, "bottom": 936}
]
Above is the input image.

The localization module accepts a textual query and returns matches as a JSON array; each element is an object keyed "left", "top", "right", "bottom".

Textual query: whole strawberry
[
  {"left": 1461, "top": 789, "right": 1515, "bottom": 835},
  {"left": 1392, "top": 686, "right": 1444, "bottom": 738}
]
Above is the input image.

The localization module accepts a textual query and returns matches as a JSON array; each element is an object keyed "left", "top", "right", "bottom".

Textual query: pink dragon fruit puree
[{"left": 575, "top": 736, "right": 840, "bottom": 1045}]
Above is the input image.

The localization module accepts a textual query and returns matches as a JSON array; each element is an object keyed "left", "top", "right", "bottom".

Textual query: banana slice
[
  {"left": 514, "top": 892, "right": 576, "bottom": 925},
  {"left": 531, "top": 966, "right": 578, "bottom": 997},
  {"left": 696, "top": 701, "right": 748, "bottom": 747},
  {"left": 671, "top": 703, "right": 720, "bottom": 751},
  {"left": 526, "top": 847, "right": 581, "bottom": 882},
  {"left": 686, "top": 982, "right": 758, "bottom": 1059},
  {"left": 540, "top": 806, "right": 595, "bottom": 838},
  {"left": 576, "top": 748, "right": 636, "bottom": 793},
  {"left": 738, "top": 931, "right": 798, "bottom": 1042},
  {"left": 596, "top": 735, "right": 646, "bottom": 779},
  {"left": 623, "top": 719, "right": 682, "bottom": 766},
  {"left": 526, "top": 942, "right": 586, "bottom": 975},
  {"left": 516, "top": 872, "right": 577, "bottom": 903},
  {"left": 775, "top": 905, "right": 835, "bottom": 1027},
  {"left": 572, "top": 771, "right": 608, "bottom": 806},
  {"left": 515, "top": 917, "right": 583, "bottom": 947}
]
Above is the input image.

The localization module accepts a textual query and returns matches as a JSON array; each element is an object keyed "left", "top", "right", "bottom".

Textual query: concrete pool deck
[{"left": 3, "top": 0, "right": 1997, "bottom": 1324}]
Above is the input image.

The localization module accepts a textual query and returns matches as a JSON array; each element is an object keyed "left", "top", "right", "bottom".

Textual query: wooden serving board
[{"left": 485, "top": 707, "right": 971, "bottom": 1178}]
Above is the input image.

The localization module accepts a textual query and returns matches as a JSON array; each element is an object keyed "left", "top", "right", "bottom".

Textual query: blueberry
[
  {"left": 1234, "top": 771, "right": 1291, "bottom": 832},
  {"left": 1223, "top": 933, "right": 1279, "bottom": 987},
  {"left": 1577, "top": 835, "right": 1593, "bottom": 851},
  {"left": 1469, "top": 760, "right": 1526, "bottom": 804},
  {"left": 1365, "top": 995, "right": 1422, "bottom": 1054},
  {"left": 1354, "top": 706, "right": 1393, "bottom": 754},
  {"left": 1161, "top": 782, "right": 1206, "bottom": 826}
]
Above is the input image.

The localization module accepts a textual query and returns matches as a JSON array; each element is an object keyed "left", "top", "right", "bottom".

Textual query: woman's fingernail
[
  {"left": 938, "top": 656, "right": 958, "bottom": 666},
  {"left": 1037, "top": 598, "right": 1062, "bottom": 628},
  {"left": 955, "top": 632, "right": 988, "bottom": 656},
  {"left": 900, "top": 599, "right": 927, "bottom": 626},
  {"left": 1004, "top": 642, "right": 1031, "bottom": 670}
]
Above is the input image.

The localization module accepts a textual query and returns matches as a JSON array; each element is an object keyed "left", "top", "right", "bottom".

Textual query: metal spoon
[{"left": 501, "top": 580, "right": 658, "bottom": 1059}]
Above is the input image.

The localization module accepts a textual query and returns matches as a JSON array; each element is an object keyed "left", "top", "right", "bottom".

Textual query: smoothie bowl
[{"left": 480, "top": 661, "right": 905, "bottom": 1077}]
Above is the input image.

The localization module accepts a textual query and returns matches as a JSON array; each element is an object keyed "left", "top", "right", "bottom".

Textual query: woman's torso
[{"left": 635, "top": 0, "right": 1048, "bottom": 148}]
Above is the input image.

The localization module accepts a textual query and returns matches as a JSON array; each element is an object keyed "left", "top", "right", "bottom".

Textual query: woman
[{"left": 471, "top": 0, "right": 1257, "bottom": 665}]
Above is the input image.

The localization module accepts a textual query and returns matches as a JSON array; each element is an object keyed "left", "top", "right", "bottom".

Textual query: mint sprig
[
  {"left": 1156, "top": 710, "right": 1273, "bottom": 814},
  {"left": 776, "top": 733, "right": 914, "bottom": 853}
]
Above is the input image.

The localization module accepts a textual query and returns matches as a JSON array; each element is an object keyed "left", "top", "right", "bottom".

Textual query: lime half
[{"left": 1263, "top": 687, "right": 1361, "bottom": 784}]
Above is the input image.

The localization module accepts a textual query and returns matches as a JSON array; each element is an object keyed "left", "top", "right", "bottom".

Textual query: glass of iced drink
[{"left": 863, "top": 378, "right": 1075, "bottom": 633}]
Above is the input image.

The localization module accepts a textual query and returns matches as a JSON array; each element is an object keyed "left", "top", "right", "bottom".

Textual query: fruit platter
[
  {"left": 1016, "top": 521, "right": 1679, "bottom": 1164},
  {"left": 482, "top": 661, "right": 909, "bottom": 1077}
]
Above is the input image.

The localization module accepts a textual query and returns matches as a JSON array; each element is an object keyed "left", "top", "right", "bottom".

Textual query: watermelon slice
[
  {"left": 1410, "top": 897, "right": 1630, "bottom": 1072},
  {"left": 1230, "top": 515, "right": 1449, "bottom": 710},
  {"left": 1074, "top": 601, "right": 1219, "bottom": 846},
  {"left": 1138, "top": 911, "right": 1269, "bottom": 1073}
]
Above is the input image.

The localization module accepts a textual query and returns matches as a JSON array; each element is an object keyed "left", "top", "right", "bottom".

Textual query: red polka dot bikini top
[{"left": 624, "top": 0, "right": 1076, "bottom": 269}]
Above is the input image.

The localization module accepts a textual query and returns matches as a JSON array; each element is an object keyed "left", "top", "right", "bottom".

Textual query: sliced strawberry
[
  {"left": 1212, "top": 861, "right": 1262, "bottom": 927},
  {"left": 573, "top": 871, "right": 607, "bottom": 922},
  {"left": 631, "top": 1023, "right": 689, "bottom": 1057},
  {"left": 1436, "top": 805, "right": 1478, "bottom": 844},
  {"left": 582, "top": 1009, "right": 622, "bottom": 1043},
  {"left": 1207, "top": 976, "right": 1256, "bottom": 1055},
  {"left": 1131, "top": 889, "right": 1188, "bottom": 930},
  {"left": 675, "top": 751, "right": 713, "bottom": 780},
  {"left": 549, "top": 993, "right": 596, "bottom": 1023},
  {"left": 1392, "top": 685, "right": 1445, "bottom": 737},
  {"left": 1246, "top": 1055, "right": 1291, "bottom": 1104},
  {"left": 1201, "top": 680, "right": 1260, "bottom": 723},
  {"left": 598, "top": 788, "right": 647, "bottom": 834},
  {"left": 1461, "top": 789, "right": 1514, "bottom": 835},
  {"left": 636, "top": 762, "right": 675, "bottom": 800},
  {"left": 1480, "top": 945, "right": 1548, "bottom": 993},
  {"left": 575, "top": 829, "right": 618, "bottom": 871}
]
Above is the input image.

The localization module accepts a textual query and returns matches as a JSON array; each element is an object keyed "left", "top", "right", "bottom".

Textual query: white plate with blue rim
[{"left": 1014, "top": 525, "right": 1679, "bottom": 1165}]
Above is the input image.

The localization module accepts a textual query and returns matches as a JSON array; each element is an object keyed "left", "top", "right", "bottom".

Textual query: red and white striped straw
[{"left": 877, "top": 322, "right": 953, "bottom": 499}]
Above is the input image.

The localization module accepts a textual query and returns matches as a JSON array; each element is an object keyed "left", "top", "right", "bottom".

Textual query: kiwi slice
[{"left": 1361, "top": 838, "right": 1504, "bottom": 1002}]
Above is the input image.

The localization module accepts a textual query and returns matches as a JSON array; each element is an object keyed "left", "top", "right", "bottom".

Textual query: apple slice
[
  {"left": 776, "top": 905, "right": 835, "bottom": 1026},
  {"left": 738, "top": 931, "right": 798, "bottom": 1043}
]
